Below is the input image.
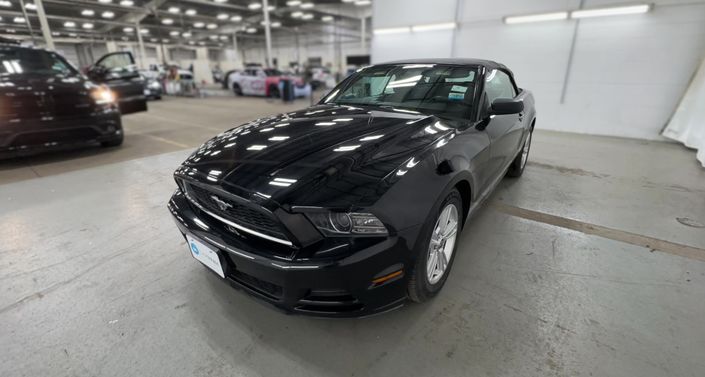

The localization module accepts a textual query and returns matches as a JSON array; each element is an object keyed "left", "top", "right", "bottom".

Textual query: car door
[
  {"left": 88, "top": 51, "right": 147, "bottom": 114},
  {"left": 482, "top": 69, "right": 524, "bottom": 177}
]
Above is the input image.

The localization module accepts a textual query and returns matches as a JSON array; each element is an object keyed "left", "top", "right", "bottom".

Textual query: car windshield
[
  {"left": 324, "top": 64, "right": 479, "bottom": 120},
  {"left": 0, "top": 47, "right": 77, "bottom": 76}
]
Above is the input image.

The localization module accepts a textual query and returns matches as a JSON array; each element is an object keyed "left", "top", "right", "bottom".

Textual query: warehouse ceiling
[{"left": 0, "top": 0, "right": 371, "bottom": 47}]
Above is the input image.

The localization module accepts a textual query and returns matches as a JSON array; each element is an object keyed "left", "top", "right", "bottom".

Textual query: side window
[{"left": 484, "top": 70, "right": 516, "bottom": 105}]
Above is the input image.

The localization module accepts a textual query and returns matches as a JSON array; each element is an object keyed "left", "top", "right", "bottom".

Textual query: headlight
[
  {"left": 149, "top": 81, "right": 161, "bottom": 89},
  {"left": 90, "top": 86, "right": 115, "bottom": 105},
  {"left": 304, "top": 211, "right": 388, "bottom": 236}
]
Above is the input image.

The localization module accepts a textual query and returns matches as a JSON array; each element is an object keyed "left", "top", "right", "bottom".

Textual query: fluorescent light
[
  {"left": 571, "top": 4, "right": 651, "bottom": 19},
  {"left": 81, "top": 9, "right": 95, "bottom": 16},
  {"left": 122, "top": 27, "right": 131, "bottom": 33},
  {"left": 300, "top": 2, "right": 314, "bottom": 9},
  {"left": 217, "top": 13, "right": 229, "bottom": 20},
  {"left": 504, "top": 12, "right": 568, "bottom": 24},
  {"left": 0, "top": 1, "right": 11, "bottom": 7},
  {"left": 248, "top": 2, "right": 262, "bottom": 9},
  {"left": 194, "top": 22, "right": 205, "bottom": 28},
  {"left": 161, "top": 18, "right": 173, "bottom": 25},
  {"left": 355, "top": 0, "right": 371, "bottom": 5},
  {"left": 321, "top": 15, "right": 334, "bottom": 22},
  {"left": 140, "top": 28, "right": 149, "bottom": 34},
  {"left": 246, "top": 27, "right": 257, "bottom": 33},
  {"left": 271, "top": 21, "right": 281, "bottom": 27},
  {"left": 206, "top": 23, "right": 218, "bottom": 29},
  {"left": 64, "top": 21, "right": 77, "bottom": 28},
  {"left": 82, "top": 23, "right": 94, "bottom": 29},
  {"left": 231, "top": 15, "right": 242, "bottom": 21},
  {"left": 182, "top": 32, "right": 192, "bottom": 37},
  {"left": 119, "top": 0, "right": 133, "bottom": 6},
  {"left": 291, "top": 11, "right": 303, "bottom": 18},
  {"left": 374, "top": 27, "right": 410, "bottom": 35},
  {"left": 247, "top": 144, "right": 267, "bottom": 150},
  {"left": 99, "top": 0, "right": 113, "bottom": 3},
  {"left": 169, "top": 30, "right": 179, "bottom": 36},
  {"left": 301, "top": 13, "right": 314, "bottom": 20},
  {"left": 13, "top": 17, "right": 25, "bottom": 24},
  {"left": 25, "top": 3, "right": 37, "bottom": 11},
  {"left": 412, "top": 22, "right": 456, "bottom": 32},
  {"left": 102, "top": 11, "right": 115, "bottom": 19},
  {"left": 287, "top": 0, "right": 301, "bottom": 5},
  {"left": 214, "top": 0, "right": 228, "bottom": 3},
  {"left": 185, "top": 9, "right": 197, "bottom": 16},
  {"left": 168, "top": 7, "right": 180, "bottom": 13}
]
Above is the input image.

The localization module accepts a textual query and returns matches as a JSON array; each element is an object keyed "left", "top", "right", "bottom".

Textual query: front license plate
[{"left": 186, "top": 234, "right": 225, "bottom": 278}]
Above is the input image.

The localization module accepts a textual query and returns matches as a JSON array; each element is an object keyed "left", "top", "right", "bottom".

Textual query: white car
[{"left": 227, "top": 67, "right": 305, "bottom": 97}]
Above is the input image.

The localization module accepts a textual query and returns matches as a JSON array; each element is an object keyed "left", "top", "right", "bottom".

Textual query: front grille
[
  {"left": 230, "top": 270, "right": 283, "bottom": 299},
  {"left": 184, "top": 182, "right": 289, "bottom": 242},
  {"left": 11, "top": 128, "right": 100, "bottom": 147}
]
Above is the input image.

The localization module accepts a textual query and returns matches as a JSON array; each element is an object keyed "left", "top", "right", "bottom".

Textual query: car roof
[{"left": 376, "top": 58, "right": 510, "bottom": 73}]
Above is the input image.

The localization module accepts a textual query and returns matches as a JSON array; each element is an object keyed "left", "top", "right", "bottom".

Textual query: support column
[
  {"left": 135, "top": 22, "right": 147, "bottom": 69},
  {"left": 361, "top": 16, "right": 366, "bottom": 51},
  {"left": 262, "top": 0, "right": 273, "bottom": 67},
  {"left": 34, "top": 0, "right": 54, "bottom": 50},
  {"left": 232, "top": 32, "right": 239, "bottom": 66}
]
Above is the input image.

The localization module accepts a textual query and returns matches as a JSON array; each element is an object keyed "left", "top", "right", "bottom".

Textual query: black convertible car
[
  {"left": 168, "top": 59, "right": 536, "bottom": 317},
  {"left": 0, "top": 39, "right": 146, "bottom": 157}
]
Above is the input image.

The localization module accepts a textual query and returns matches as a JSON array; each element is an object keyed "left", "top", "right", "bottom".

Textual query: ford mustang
[{"left": 168, "top": 59, "right": 536, "bottom": 317}]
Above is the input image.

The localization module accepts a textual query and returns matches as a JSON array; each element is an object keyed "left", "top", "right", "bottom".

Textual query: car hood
[{"left": 177, "top": 104, "right": 455, "bottom": 208}]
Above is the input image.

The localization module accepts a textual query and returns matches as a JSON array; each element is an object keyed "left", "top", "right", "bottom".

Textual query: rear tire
[
  {"left": 507, "top": 129, "right": 532, "bottom": 178},
  {"left": 407, "top": 189, "right": 462, "bottom": 303},
  {"left": 268, "top": 85, "right": 280, "bottom": 98}
]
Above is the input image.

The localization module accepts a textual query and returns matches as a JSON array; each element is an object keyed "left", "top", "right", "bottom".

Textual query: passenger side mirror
[{"left": 490, "top": 98, "right": 524, "bottom": 115}]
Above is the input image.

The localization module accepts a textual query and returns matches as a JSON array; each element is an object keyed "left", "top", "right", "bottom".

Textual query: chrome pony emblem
[{"left": 210, "top": 195, "right": 232, "bottom": 211}]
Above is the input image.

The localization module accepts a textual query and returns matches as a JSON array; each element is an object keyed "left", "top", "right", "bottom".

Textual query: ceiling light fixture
[
  {"left": 65, "top": 21, "right": 77, "bottom": 28},
  {"left": 287, "top": 0, "right": 301, "bottom": 5},
  {"left": 504, "top": 12, "right": 568, "bottom": 24},
  {"left": 321, "top": 15, "right": 333, "bottom": 22},
  {"left": 214, "top": 0, "right": 228, "bottom": 3},
  {"left": 168, "top": 6, "right": 180, "bottom": 13},
  {"left": 82, "top": 23, "right": 94, "bottom": 29},
  {"left": 300, "top": 2, "right": 314, "bottom": 9},
  {"left": 119, "top": 0, "right": 134, "bottom": 6},
  {"left": 301, "top": 13, "right": 314, "bottom": 20},
  {"left": 81, "top": 9, "right": 95, "bottom": 16},
  {"left": 354, "top": 0, "right": 371, "bottom": 5},
  {"left": 230, "top": 15, "right": 242, "bottom": 21},
  {"left": 217, "top": 13, "right": 229, "bottom": 20},
  {"left": 25, "top": 3, "right": 37, "bottom": 11},
  {"left": 570, "top": 4, "right": 651, "bottom": 19},
  {"left": 206, "top": 23, "right": 218, "bottom": 29},
  {"left": 248, "top": 3, "right": 262, "bottom": 10},
  {"left": 246, "top": 27, "right": 257, "bottom": 33},
  {"left": 161, "top": 18, "right": 174, "bottom": 25},
  {"left": 13, "top": 17, "right": 25, "bottom": 24},
  {"left": 411, "top": 22, "right": 456, "bottom": 32},
  {"left": 194, "top": 21, "right": 205, "bottom": 28},
  {"left": 169, "top": 30, "right": 179, "bottom": 36},
  {"left": 185, "top": 9, "right": 197, "bottom": 16},
  {"left": 291, "top": 11, "right": 303, "bottom": 18},
  {"left": 271, "top": 21, "right": 281, "bottom": 27},
  {"left": 98, "top": 0, "right": 113, "bottom": 3},
  {"left": 102, "top": 11, "right": 115, "bottom": 19},
  {"left": 373, "top": 26, "right": 410, "bottom": 35},
  {"left": 123, "top": 27, "right": 134, "bottom": 32}
]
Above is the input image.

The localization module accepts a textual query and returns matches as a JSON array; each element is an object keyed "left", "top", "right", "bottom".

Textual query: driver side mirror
[
  {"left": 490, "top": 98, "right": 524, "bottom": 115},
  {"left": 87, "top": 64, "right": 108, "bottom": 80}
]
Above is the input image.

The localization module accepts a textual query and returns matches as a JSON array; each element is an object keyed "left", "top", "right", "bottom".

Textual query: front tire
[
  {"left": 232, "top": 83, "right": 243, "bottom": 96},
  {"left": 100, "top": 131, "right": 123, "bottom": 148},
  {"left": 507, "top": 129, "right": 532, "bottom": 178},
  {"left": 407, "top": 189, "right": 462, "bottom": 303}
]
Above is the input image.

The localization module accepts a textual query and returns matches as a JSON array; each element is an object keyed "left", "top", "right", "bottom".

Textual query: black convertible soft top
[{"left": 378, "top": 58, "right": 513, "bottom": 78}]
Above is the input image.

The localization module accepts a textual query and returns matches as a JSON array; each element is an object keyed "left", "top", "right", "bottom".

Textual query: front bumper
[
  {"left": 0, "top": 110, "right": 122, "bottom": 158},
  {"left": 168, "top": 189, "right": 418, "bottom": 317}
]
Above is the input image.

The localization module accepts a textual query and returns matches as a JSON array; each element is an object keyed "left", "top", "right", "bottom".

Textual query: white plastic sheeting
[{"left": 662, "top": 57, "right": 705, "bottom": 168}]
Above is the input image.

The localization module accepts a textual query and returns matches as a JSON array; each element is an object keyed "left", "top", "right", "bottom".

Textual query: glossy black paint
[
  {"left": 0, "top": 45, "right": 136, "bottom": 158},
  {"left": 169, "top": 59, "right": 536, "bottom": 317}
]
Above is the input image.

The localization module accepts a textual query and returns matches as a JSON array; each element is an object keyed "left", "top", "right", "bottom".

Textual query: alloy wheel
[{"left": 426, "top": 203, "right": 459, "bottom": 284}]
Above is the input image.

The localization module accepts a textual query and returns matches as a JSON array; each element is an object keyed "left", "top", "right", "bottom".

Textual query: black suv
[{"left": 0, "top": 39, "right": 147, "bottom": 157}]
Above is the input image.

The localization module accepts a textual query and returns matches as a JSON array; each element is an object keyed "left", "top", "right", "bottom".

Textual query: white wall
[{"left": 371, "top": 0, "right": 705, "bottom": 140}]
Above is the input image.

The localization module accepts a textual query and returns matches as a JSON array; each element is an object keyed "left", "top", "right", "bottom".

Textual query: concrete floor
[{"left": 1, "top": 97, "right": 705, "bottom": 377}]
